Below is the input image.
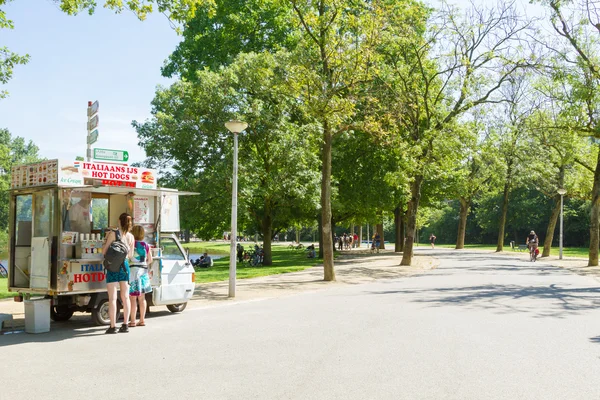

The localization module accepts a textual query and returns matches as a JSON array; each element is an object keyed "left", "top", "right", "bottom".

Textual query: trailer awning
[{"left": 69, "top": 186, "right": 199, "bottom": 197}]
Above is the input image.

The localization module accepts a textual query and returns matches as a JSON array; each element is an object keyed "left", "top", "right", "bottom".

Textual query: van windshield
[{"left": 160, "top": 237, "right": 185, "bottom": 261}]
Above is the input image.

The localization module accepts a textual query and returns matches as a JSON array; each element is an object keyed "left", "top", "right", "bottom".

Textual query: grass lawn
[
  {"left": 0, "top": 278, "right": 16, "bottom": 300},
  {"left": 183, "top": 242, "right": 320, "bottom": 283}
]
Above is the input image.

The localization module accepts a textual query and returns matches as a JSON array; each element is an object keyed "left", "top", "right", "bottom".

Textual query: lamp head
[
  {"left": 225, "top": 120, "right": 248, "bottom": 134},
  {"left": 557, "top": 188, "right": 567, "bottom": 195}
]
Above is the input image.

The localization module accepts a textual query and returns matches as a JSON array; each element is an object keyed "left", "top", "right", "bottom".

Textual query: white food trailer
[{"left": 7, "top": 159, "right": 196, "bottom": 325}]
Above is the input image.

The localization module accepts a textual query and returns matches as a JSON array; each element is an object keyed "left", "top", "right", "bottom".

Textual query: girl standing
[{"left": 129, "top": 225, "right": 153, "bottom": 327}]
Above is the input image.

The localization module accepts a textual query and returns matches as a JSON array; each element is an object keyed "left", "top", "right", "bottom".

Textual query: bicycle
[{"left": 528, "top": 244, "right": 538, "bottom": 262}]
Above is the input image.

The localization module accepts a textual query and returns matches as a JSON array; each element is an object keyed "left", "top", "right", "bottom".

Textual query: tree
[
  {"left": 0, "top": 1, "right": 29, "bottom": 98},
  {"left": 0, "top": 128, "right": 40, "bottom": 229},
  {"left": 533, "top": 0, "right": 600, "bottom": 265},
  {"left": 135, "top": 51, "right": 321, "bottom": 265},
  {"left": 450, "top": 119, "right": 501, "bottom": 249},
  {"left": 162, "top": 0, "right": 294, "bottom": 79},
  {"left": 375, "top": 0, "right": 536, "bottom": 265},
  {"left": 287, "top": 0, "right": 372, "bottom": 280}
]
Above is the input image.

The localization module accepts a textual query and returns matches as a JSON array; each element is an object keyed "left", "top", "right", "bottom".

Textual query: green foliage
[
  {"left": 163, "top": 0, "right": 294, "bottom": 78},
  {"left": 0, "top": 1, "right": 30, "bottom": 99},
  {"left": 54, "top": 0, "right": 213, "bottom": 23},
  {"left": 135, "top": 51, "right": 321, "bottom": 240}
]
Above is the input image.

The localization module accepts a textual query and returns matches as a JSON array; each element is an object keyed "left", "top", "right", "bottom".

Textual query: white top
[{"left": 102, "top": 229, "right": 135, "bottom": 261}]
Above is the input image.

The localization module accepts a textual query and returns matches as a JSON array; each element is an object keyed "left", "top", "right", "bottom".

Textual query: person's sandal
[
  {"left": 105, "top": 326, "right": 117, "bottom": 334},
  {"left": 128, "top": 322, "right": 136, "bottom": 327},
  {"left": 136, "top": 321, "right": 145, "bottom": 326},
  {"left": 118, "top": 324, "right": 129, "bottom": 333}
]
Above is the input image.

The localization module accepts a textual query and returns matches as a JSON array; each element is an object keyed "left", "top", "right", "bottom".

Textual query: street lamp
[
  {"left": 557, "top": 188, "right": 567, "bottom": 260},
  {"left": 225, "top": 120, "right": 248, "bottom": 298}
]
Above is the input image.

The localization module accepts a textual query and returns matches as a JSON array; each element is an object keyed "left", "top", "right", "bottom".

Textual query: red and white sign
[
  {"left": 12, "top": 160, "right": 158, "bottom": 189},
  {"left": 77, "top": 161, "right": 157, "bottom": 189}
]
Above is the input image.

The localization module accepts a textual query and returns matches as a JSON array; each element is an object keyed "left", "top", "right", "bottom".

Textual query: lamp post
[
  {"left": 557, "top": 188, "right": 567, "bottom": 260},
  {"left": 225, "top": 120, "right": 248, "bottom": 298}
]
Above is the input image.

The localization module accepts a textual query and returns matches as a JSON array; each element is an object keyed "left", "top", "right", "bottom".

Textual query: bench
[{"left": 510, "top": 241, "right": 528, "bottom": 252}]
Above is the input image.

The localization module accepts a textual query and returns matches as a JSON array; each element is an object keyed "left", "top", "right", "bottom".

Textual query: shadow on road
[
  {"left": 367, "top": 283, "right": 600, "bottom": 318},
  {"left": 589, "top": 335, "right": 600, "bottom": 344}
]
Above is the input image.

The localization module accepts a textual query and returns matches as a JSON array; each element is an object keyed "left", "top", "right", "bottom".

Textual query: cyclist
[{"left": 526, "top": 230, "right": 539, "bottom": 262}]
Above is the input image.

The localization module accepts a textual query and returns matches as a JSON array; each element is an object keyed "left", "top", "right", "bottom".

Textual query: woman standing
[
  {"left": 129, "top": 225, "right": 153, "bottom": 327},
  {"left": 102, "top": 213, "right": 135, "bottom": 334}
]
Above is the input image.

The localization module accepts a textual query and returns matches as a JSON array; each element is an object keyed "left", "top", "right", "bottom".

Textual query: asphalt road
[{"left": 2, "top": 249, "right": 600, "bottom": 399}]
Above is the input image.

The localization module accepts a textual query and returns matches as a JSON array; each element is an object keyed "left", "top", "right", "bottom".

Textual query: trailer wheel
[
  {"left": 166, "top": 303, "right": 187, "bottom": 313},
  {"left": 50, "top": 306, "right": 74, "bottom": 322},
  {"left": 92, "top": 298, "right": 121, "bottom": 326}
]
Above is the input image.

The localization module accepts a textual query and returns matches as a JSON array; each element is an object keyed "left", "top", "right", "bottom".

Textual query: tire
[
  {"left": 50, "top": 306, "right": 74, "bottom": 322},
  {"left": 167, "top": 303, "right": 187, "bottom": 313},
  {"left": 92, "top": 298, "right": 121, "bottom": 326}
]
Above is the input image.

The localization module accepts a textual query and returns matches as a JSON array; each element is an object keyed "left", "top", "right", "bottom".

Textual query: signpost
[
  {"left": 86, "top": 101, "right": 99, "bottom": 161},
  {"left": 87, "top": 100, "right": 99, "bottom": 117},
  {"left": 87, "top": 115, "right": 99, "bottom": 131},
  {"left": 87, "top": 129, "right": 99, "bottom": 145},
  {"left": 93, "top": 148, "right": 129, "bottom": 162}
]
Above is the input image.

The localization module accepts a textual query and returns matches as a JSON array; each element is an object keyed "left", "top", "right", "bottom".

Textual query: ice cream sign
[{"left": 59, "top": 161, "right": 157, "bottom": 189}]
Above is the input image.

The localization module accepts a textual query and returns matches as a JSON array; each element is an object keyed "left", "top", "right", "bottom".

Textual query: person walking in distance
[
  {"left": 102, "top": 213, "right": 135, "bottom": 334},
  {"left": 429, "top": 233, "right": 437, "bottom": 249}
]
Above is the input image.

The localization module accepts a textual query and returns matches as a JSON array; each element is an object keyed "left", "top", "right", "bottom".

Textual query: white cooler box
[{"left": 24, "top": 298, "right": 51, "bottom": 334}]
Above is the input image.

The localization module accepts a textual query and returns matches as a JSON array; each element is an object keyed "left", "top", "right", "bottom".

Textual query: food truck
[{"left": 7, "top": 159, "right": 196, "bottom": 325}]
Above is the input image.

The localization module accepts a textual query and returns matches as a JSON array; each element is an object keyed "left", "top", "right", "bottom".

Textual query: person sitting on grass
[
  {"left": 199, "top": 252, "right": 213, "bottom": 267},
  {"left": 307, "top": 244, "right": 316, "bottom": 259}
]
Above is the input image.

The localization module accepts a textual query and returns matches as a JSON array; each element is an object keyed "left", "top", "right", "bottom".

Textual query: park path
[{"left": 2, "top": 249, "right": 600, "bottom": 399}]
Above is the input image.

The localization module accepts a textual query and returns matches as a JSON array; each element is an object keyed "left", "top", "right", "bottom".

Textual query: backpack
[{"left": 103, "top": 229, "right": 129, "bottom": 273}]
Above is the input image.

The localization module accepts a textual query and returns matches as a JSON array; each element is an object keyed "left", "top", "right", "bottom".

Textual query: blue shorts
[{"left": 105, "top": 260, "right": 130, "bottom": 283}]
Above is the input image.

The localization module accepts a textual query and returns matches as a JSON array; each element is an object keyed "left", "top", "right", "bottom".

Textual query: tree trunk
[
  {"left": 399, "top": 209, "right": 405, "bottom": 252},
  {"left": 589, "top": 151, "right": 600, "bottom": 266},
  {"left": 394, "top": 204, "right": 402, "bottom": 252},
  {"left": 261, "top": 207, "right": 272, "bottom": 266},
  {"left": 318, "top": 214, "right": 323, "bottom": 259},
  {"left": 401, "top": 175, "right": 423, "bottom": 265},
  {"left": 542, "top": 195, "right": 561, "bottom": 257},
  {"left": 320, "top": 121, "right": 335, "bottom": 280},
  {"left": 496, "top": 180, "right": 510, "bottom": 252},
  {"left": 331, "top": 217, "right": 337, "bottom": 253},
  {"left": 358, "top": 225, "right": 362, "bottom": 248},
  {"left": 376, "top": 222, "right": 384, "bottom": 250},
  {"left": 455, "top": 197, "right": 470, "bottom": 249},
  {"left": 184, "top": 229, "right": 190, "bottom": 243}
]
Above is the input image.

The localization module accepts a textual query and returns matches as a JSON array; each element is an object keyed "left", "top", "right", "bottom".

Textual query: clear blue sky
[{"left": 0, "top": 0, "right": 180, "bottom": 163}]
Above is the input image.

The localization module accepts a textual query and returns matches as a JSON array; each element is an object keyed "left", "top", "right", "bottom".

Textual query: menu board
[
  {"left": 133, "top": 196, "right": 153, "bottom": 224},
  {"left": 11, "top": 160, "right": 59, "bottom": 189}
]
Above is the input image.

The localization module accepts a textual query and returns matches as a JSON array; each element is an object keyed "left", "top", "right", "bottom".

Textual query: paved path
[{"left": 2, "top": 249, "right": 600, "bottom": 399}]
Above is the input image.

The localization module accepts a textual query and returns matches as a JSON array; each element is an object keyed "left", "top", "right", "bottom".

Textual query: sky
[
  {"left": 0, "top": 0, "right": 181, "bottom": 163},
  {"left": 0, "top": 0, "right": 545, "bottom": 165}
]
